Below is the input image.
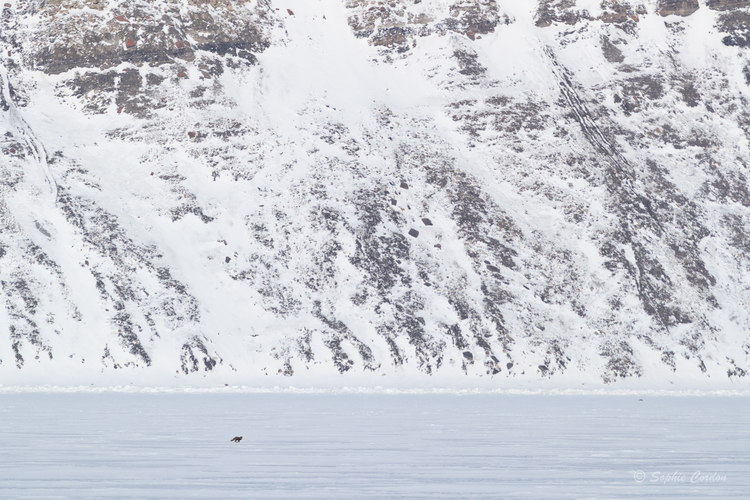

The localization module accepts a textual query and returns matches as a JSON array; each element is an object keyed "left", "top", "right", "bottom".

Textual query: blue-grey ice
[{"left": 1, "top": 393, "right": 748, "bottom": 499}]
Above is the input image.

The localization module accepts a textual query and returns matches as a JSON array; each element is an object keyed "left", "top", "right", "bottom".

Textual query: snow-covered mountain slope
[{"left": 1, "top": 0, "right": 750, "bottom": 388}]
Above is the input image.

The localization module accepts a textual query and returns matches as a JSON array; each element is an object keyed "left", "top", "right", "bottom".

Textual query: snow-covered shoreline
[{"left": 1, "top": 382, "right": 748, "bottom": 396}]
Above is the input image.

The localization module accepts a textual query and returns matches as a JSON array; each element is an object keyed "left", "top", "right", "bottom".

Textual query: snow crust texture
[
  {"left": 3, "top": 393, "right": 749, "bottom": 499},
  {"left": 1, "top": 0, "right": 750, "bottom": 387}
]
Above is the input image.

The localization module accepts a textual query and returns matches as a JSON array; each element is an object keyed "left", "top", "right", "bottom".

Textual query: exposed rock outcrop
[
  {"left": 347, "top": 0, "right": 509, "bottom": 47},
  {"left": 536, "top": 1, "right": 646, "bottom": 27},
  {"left": 707, "top": 0, "right": 750, "bottom": 11},
  {"left": 657, "top": 0, "right": 700, "bottom": 16}
]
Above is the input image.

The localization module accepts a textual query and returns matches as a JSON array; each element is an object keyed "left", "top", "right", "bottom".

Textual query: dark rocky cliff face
[
  {"left": 18, "top": 0, "right": 269, "bottom": 117},
  {"left": 0, "top": 0, "right": 749, "bottom": 386},
  {"left": 25, "top": 0, "right": 268, "bottom": 73},
  {"left": 536, "top": 0, "right": 646, "bottom": 26},
  {"left": 657, "top": 0, "right": 699, "bottom": 17},
  {"left": 707, "top": 0, "right": 750, "bottom": 11}
]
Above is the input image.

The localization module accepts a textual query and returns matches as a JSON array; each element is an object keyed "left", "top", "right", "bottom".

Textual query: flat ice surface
[{"left": 1, "top": 394, "right": 748, "bottom": 499}]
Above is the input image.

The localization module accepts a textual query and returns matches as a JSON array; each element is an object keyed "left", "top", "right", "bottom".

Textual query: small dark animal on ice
[{"left": 230, "top": 436, "right": 243, "bottom": 443}]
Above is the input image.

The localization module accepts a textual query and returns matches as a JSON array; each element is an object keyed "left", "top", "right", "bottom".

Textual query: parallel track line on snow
[{"left": 0, "top": 63, "right": 58, "bottom": 202}]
